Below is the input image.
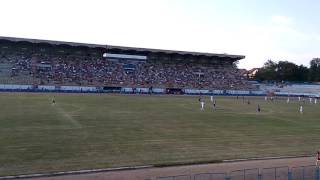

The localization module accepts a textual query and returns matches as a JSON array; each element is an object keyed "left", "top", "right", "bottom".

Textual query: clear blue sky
[{"left": 0, "top": 0, "right": 319, "bottom": 69}]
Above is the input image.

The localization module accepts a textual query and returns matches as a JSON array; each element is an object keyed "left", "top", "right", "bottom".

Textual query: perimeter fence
[{"left": 146, "top": 165, "right": 319, "bottom": 180}]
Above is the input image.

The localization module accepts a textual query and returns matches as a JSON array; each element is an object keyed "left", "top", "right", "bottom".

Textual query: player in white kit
[
  {"left": 199, "top": 97, "right": 205, "bottom": 111},
  {"left": 200, "top": 100, "right": 205, "bottom": 111},
  {"left": 299, "top": 105, "right": 303, "bottom": 114}
]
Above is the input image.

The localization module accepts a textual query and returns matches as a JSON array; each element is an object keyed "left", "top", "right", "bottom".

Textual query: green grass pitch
[{"left": 0, "top": 93, "right": 320, "bottom": 176}]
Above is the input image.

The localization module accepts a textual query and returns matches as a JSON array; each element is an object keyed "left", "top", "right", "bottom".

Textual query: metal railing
[{"left": 146, "top": 165, "right": 320, "bottom": 180}]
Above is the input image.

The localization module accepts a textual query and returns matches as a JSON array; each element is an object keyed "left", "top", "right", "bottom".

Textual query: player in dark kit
[
  {"left": 52, "top": 97, "right": 56, "bottom": 105},
  {"left": 212, "top": 100, "right": 216, "bottom": 111},
  {"left": 257, "top": 104, "right": 261, "bottom": 112}
]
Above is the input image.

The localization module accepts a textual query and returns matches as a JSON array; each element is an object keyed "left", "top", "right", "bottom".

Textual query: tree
[
  {"left": 295, "top": 65, "right": 309, "bottom": 82},
  {"left": 309, "top": 58, "right": 320, "bottom": 82},
  {"left": 255, "top": 60, "right": 309, "bottom": 82},
  {"left": 255, "top": 60, "right": 278, "bottom": 81},
  {"left": 276, "top": 61, "right": 299, "bottom": 81}
]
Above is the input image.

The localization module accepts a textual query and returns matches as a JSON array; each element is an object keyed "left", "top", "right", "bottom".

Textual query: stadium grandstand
[{"left": 0, "top": 36, "right": 255, "bottom": 92}]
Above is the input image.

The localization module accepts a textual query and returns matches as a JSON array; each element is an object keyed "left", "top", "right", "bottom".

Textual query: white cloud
[
  {"left": 271, "top": 15, "right": 293, "bottom": 25},
  {"left": 315, "top": 34, "right": 320, "bottom": 41}
]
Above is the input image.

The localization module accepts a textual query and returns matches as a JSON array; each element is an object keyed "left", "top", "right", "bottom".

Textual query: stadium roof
[
  {"left": 0, "top": 36, "right": 105, "bottom": 48},
  {"left": 106, "top": 45, "right": 245, "bottom": 60},
  {"left": 0, "top": 36, "right": 245, "bottom": 60}
]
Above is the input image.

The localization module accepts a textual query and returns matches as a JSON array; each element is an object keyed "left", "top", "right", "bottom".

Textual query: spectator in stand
[{"left": 0, "top": 47, "right": 255, "bottom": 90}]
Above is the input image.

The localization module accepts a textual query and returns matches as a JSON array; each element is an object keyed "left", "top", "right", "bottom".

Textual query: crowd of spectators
[{"left": 0, "top": 50, "right": 254, "bottom": 90}]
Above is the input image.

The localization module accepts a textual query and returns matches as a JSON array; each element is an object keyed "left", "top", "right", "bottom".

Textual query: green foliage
[
  {"left": 309, "top": 58, "right": 320, "bottom": 82},
  {"left": 255, "top": 59, "right": 318, "bottom": 82},
  {"left": 255, "top": 60, "right": 278, "bottom": 81}
]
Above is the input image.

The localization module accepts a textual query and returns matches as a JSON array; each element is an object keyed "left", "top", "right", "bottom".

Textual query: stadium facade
[{"left": 0, "top": 36, "right": 255, "bottom": 94}]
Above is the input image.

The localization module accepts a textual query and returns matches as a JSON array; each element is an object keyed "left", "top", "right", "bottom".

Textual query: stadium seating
[
  {"left": 259, "top": 83, "right": 320, "bottom": 96},
  {"left": 0, "top": 43, "right": 254, "bottom": 90}
]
